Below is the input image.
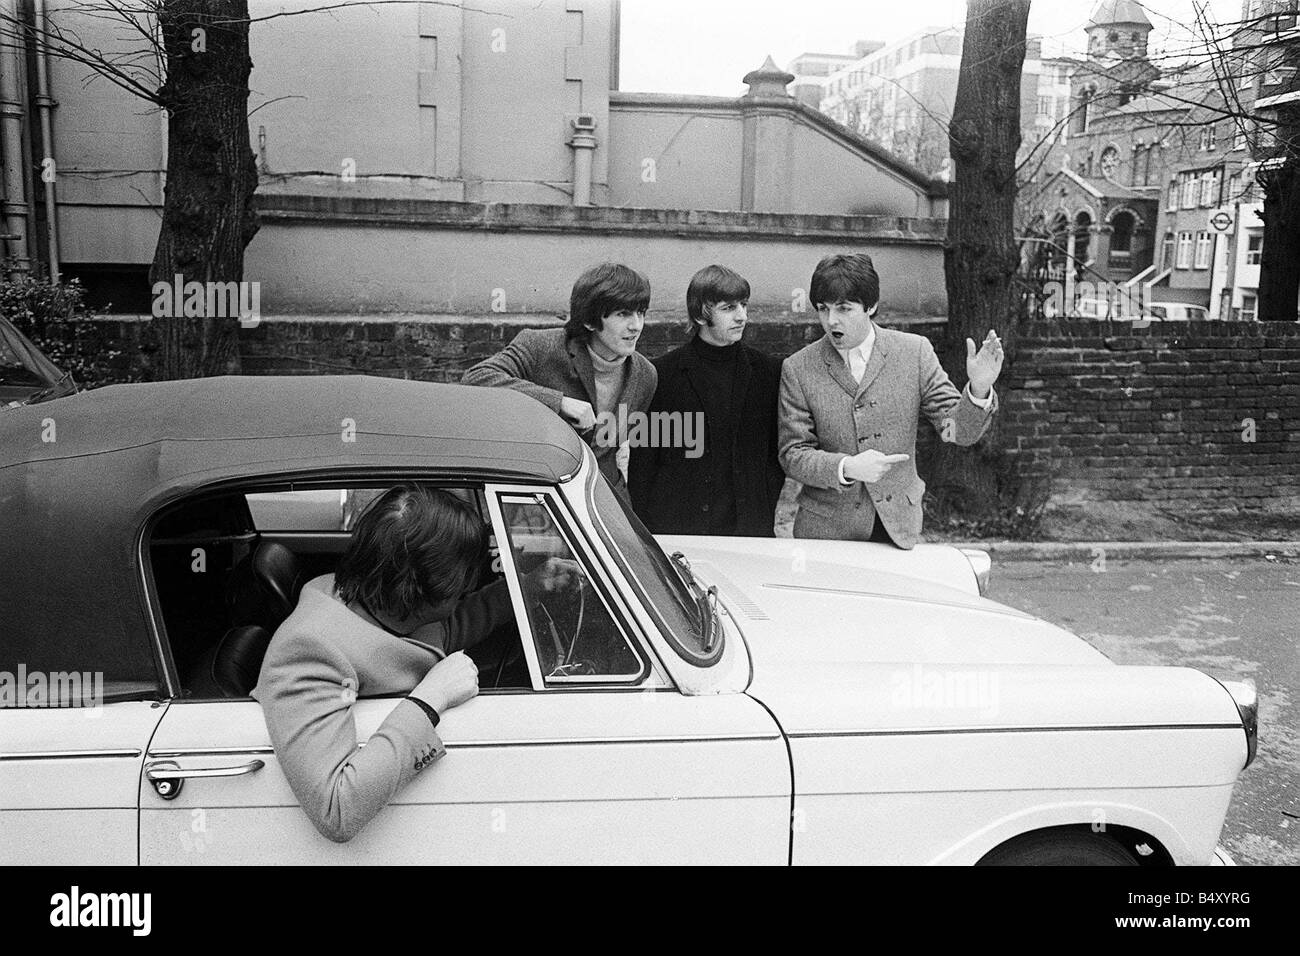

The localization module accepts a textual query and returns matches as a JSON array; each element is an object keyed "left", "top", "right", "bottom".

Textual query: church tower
[{"left": 1072, "top": 0, "right": 1160, "bottom": 134}]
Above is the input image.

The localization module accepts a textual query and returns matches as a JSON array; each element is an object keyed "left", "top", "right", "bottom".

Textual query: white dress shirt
[{"left": 835, "top": 325, "right": 994, "bottom": 485}]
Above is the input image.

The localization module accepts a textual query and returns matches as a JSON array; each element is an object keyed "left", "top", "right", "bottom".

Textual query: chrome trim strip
[
  {"left": 147, "top": 746, "right": 275, "bottom": 758},
  {"left": 761, "top": 582, "right": 1034, "bottom": 618},
  {"left": 445, "top": 732, "right": 781, "bottom": 749},
  {"left": 787, "top": 723, "right": 1244, "bottom": 739},
  {"left": 0, "top": 749, "right": 142, "bottom": 760}
]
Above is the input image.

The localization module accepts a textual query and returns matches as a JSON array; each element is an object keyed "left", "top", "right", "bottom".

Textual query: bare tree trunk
[
  {"left": 1257, "top": 115, "right": 1299, "bottom": 322},
  {"left": 150, "top": 0, "right": 259, "bottom": 379},
  {"left": 930, "top": 0, "right": 1031, "bottom": 520}
]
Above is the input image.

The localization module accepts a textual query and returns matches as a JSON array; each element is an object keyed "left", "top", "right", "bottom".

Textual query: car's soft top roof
[
  {"left": 0, "top": 374, "right": 583, "bottom": 476},
  {"left": 0, "top": 376, "right": 585, "bottom": 685}
]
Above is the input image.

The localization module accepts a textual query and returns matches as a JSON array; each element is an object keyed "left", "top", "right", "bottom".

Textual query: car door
[
  {"left": 0, "top": 688, "right": 164, "bottom": 865},
  {"left": 138, "top": 483, "right": 789, "bottom": 864}
]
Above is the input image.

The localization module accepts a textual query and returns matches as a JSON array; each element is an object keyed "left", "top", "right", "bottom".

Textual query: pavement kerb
[{"left": 947, "top": 540, "right": 1300, "bottom": 561}]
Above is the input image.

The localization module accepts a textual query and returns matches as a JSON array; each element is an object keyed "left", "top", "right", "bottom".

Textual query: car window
[
  {"left": 1148, "top": 306, "right": 1166, "bottom": 319},
  {"left": 586, "top": 474, "right": 717, "bottom": 665},
  {"left": 497, "top": 494, "right": 643, "bottom": 685},
  {"left": 246, "top": 489, "right": 352, "bottom": 531}
]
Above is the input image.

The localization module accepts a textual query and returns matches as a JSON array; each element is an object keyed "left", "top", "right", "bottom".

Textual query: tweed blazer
[
  {"left": 778, "top": 326, "right": 997, "bottom": 549},
  {"left": 461, "top": 328, "right": 657, "bottom": 493}
]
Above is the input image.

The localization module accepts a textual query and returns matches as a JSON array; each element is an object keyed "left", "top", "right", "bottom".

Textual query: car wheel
[{"left": 978, "top": 831, "right": 1139, "bottom": 866}]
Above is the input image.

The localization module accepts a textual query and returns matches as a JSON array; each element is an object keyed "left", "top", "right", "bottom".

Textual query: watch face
[{"left": 1100, "top": 147, "right": 1119, "bottom": 177}]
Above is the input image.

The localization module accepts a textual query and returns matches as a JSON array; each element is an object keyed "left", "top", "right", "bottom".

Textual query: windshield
[{"left": 586, "top": 472, "right": 721, "bottom": 666}]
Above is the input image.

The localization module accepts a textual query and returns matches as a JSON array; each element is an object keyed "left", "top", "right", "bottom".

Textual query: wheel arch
[
  {"left": 926, "top": 800, "right": 1188, "bottom": 865},
  {"left": 973, "top": 823, "right": 1175, "bottom": 866}
]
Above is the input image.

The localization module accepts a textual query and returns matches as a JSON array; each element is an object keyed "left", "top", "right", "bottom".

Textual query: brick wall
[{"left": 45, "top": 314, "right": 1300, "bottom": 510}]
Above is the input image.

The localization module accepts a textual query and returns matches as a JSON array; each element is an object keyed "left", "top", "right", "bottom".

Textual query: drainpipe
[
  {"left": 33, "top": 0, "right": 58, "bottom": 281},
  {"left": 0, "top": 0, "right": 32, "bottom": 278},
  {"left": 569, "top": 114, "right": 597, "bottom": 206}
]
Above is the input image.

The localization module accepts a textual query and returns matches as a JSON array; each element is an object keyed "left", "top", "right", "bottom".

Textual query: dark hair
[
  {"left": 564, "top": 262, "right": 651, "bottom": 341},
  {"left": 810, "top": 253, "right": 880, "bottom": 311},
  {"left": 686, "top": 264, "right": 750, "bottom": 332},
  {"left": 334, "top": 485, "right": 487, "bottom": 622}
]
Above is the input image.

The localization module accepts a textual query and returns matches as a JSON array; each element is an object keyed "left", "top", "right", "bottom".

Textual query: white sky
[{"left": 618, "top": 0, "right": 1247, "bottom": 94}]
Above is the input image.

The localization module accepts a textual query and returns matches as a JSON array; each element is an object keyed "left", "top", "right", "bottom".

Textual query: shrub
[{"left": 0, "top": 270, "right": 142, "bottom": 390}]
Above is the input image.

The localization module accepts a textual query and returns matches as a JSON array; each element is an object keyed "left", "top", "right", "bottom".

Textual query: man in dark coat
[{"left": 629, "top": 265, "right": 784, "bottom": 536}]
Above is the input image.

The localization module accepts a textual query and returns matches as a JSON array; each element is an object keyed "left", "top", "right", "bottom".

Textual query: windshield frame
[{"left": 582, "top": 467, "right": 722, "bottom": 667}]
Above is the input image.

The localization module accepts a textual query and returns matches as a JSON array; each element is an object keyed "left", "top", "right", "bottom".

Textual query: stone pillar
[{"left": 740, "top": 56, "right": 796, "bottom": 213}]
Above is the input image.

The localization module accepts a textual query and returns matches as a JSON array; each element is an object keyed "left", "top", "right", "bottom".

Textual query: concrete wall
[
  {"left": 608, "top": 94, "right": 939, "bottom": 217},
  {"left": 246, "top": 197, "right": 948, "bottom": 315}
]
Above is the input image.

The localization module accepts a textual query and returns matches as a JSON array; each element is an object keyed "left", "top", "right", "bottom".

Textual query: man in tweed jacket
[
  {"left": 462, "top": 263, "right": 657, "bottom": 500},
  {"left": 779, "top": 253, "right": 1004, "bottom": 549}
]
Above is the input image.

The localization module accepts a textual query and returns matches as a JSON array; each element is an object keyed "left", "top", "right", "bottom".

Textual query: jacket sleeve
[
  {"left": 429, "top": 578, "right": 515, "bottom": 655},
  {"left": 766, "top": 356, "right": 787, "bottom": 509},
  {"left": 257, "top": 629, "right": 445, "bottom": 844},
  {"left": 461, "top": 330, "right": 566, "bottom": 413},
  {"left": 777, "top": 359, "right": 849, "bottom": 492},
  {"left": 917, "top": 337, "right": 997, "bottom": 447}
]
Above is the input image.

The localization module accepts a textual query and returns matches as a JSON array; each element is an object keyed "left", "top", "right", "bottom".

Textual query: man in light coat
[{"left": 778, "top": 253, "right": 1004, "bottom": 549}]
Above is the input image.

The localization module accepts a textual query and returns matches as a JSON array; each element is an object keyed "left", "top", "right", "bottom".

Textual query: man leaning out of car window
[{"left": 252, "top": 484, "right": 571, "bottom": 843}]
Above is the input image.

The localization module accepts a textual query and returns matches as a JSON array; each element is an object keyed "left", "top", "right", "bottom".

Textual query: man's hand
[
  {"left": 559, "top": 396, "right": 597, "bottom": 431},
  {"left": 843, "top": 450, "right": 910, "bottom": 484},
  {"left": 966, "top": 330, "right": 1004, "bottom": 398},
  {"left": 526, "top": 556, "right": 583, "bottom": 594},
  {"left": 411, "top": 650, "right": 478, "bottom": 714}
]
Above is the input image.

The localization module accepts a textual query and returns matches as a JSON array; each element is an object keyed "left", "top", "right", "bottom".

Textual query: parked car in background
[
  {"left": 1143, "top": 303, "right": 1210, "bottom": 322},
  {"left": 0, "top": 315, "right": 75, "bottom": 408},
  {"left": 0, "top": 376, "right": 1257, "bottom": 865}
]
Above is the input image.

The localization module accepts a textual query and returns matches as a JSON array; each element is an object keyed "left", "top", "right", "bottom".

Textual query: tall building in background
[{"left": 791, "top": 27, "right": 1067, "bottom": 178}]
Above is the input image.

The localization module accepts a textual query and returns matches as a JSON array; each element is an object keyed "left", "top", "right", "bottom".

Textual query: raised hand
[{"left": 966, "top": 330, "right": 1004, "bottom": 398}]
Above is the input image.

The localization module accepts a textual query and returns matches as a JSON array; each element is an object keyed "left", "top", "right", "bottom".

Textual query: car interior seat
[{"left": 185, "top": 542, "right": 307, "bottom": 698}]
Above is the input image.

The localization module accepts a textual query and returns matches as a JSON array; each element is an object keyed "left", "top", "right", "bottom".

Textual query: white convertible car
[{"left": 0, "top": 376, "right": 1255, "bottom": 865}]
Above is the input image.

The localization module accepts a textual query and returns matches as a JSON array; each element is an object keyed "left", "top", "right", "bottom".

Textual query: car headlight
[
  {"left": 1220, "top": 678, "right": 1258, "bottom": 769},
  {"left": 958, "top": 548, "right": 991, "bottom": 596}
]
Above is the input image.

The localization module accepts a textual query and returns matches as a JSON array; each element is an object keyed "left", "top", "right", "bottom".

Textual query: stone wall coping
[{"left": 253, "top": 194, "right": 948, "bottom": 244}]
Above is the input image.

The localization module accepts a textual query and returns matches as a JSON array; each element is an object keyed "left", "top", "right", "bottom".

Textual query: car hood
[
  {"left": 658, "top": 536, "right": 1241, "bottom": 734},
  {"left": 658, "top": 536, "right": 1107, "bottom": 669}
]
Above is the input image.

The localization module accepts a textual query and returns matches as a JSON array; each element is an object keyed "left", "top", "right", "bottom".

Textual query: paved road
[{"left": 989, "top": 556, "right": 1300, "bottom": 866}]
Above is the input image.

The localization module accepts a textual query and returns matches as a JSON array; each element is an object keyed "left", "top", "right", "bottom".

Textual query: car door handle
[{"left": 145, "top": 759, "right": 265, "bottom": 800}]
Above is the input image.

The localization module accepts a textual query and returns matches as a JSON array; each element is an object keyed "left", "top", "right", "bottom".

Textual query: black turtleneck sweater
[{"left": 691, "top": 335, "right": 740, "bottom": 533}]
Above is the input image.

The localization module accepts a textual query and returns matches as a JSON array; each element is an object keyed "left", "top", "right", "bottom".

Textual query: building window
[
  {"left": 1240, "top": 293, "right": 1258, "bottom": 321},
  {"left": 1038, "top": 95, "right": 1052, "bottom": 117},
  {"left": 1078, "top": 86, "right": 1095, "bottom": 133},
  {"left": 1194, "top": 231, "right": 1214, "bottom": 269},
  {"left": 1176, "top": 231, "right": 1194, "bottom": 268},
  {"left": 1110, "top": 211, "right": 1136, "bottom": 256},
  {"left": 1133, "top": 145, "right": 1147, "bottom": 186},
  {"left": 1161, "top": 233, "right": 1175, "bottom": 270},
  {"left": 1181, "top": 173, "right": 1198, "bottom": 208},
  {"left": 1233, "top": 126, "right": 1248, "bottom": 150},
  {"left": 1200, "top": 170, "right": 1221, "bottom": 207},
  {"left": 1168, "top": 180, "right": 1179, "bottom": 210},
  {"left": 1200, "top": 125, "right": 1217, "bottom": 151},
  {"left": 1246, "top": 232, "right": 1263, "bottom": 265}
]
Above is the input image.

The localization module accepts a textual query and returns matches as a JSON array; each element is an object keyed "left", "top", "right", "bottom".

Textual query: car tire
[{"left": 978, "top": 831, "right": 1139, "bottom": 866}]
